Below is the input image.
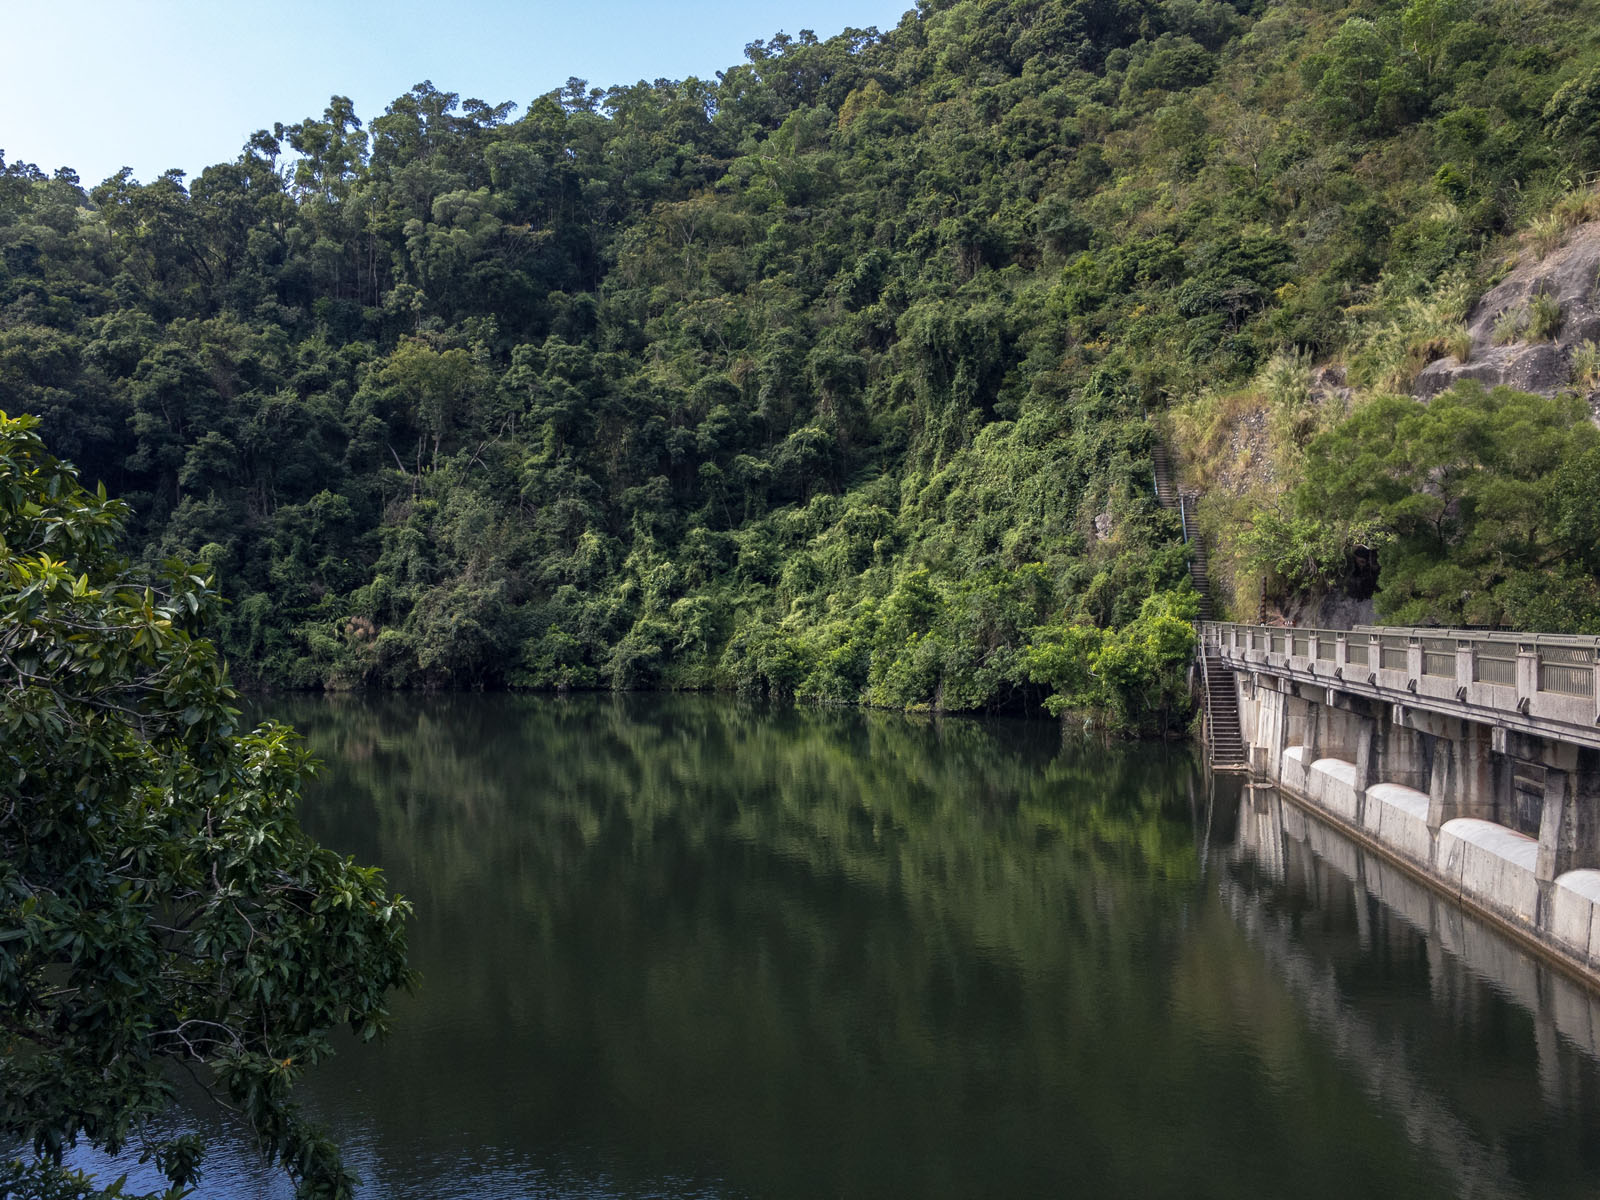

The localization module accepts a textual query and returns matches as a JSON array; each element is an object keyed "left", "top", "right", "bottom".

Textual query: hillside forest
[{"left": 8, "top": 0, "right": 1600, "bottom": 732}]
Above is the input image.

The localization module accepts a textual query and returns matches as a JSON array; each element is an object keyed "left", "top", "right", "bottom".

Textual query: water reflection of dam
[{"left": 1217, "top": 778, "right": 1600, "bottom": 1200}]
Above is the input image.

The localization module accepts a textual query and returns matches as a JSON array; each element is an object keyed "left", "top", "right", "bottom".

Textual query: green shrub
[
  {"left": 1572, "top": 340, "right": 1600, "bottom": 390},
  {"left": 1288, "top": 384, "right": 1600, "bottom": 630},
  {"left": 1492, "top": 306, "right": 1527, "bottom": 345},
  {"left": 1023, "top": 590, "right": 1199, "bottom": 734},
  {"left": 1529, "top": 291, "right": 1563, "bottom": 341},
  {"left": 1526, "top": 212, "right": 1567, "bottom": 258}
]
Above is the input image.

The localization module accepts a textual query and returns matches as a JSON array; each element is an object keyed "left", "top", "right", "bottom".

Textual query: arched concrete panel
[
  {"left": 1552, "top": 869, "right": 1600, "bottom": 965},
  {"left": 1308, "top": 757, "right": 1361, "bottom": 823},
  {"left": 1438, "top": 818, "right": 1541, "bottom": 924},
  {"left": 1363, "top": 782, "right": 1433, "bottom": 868}
]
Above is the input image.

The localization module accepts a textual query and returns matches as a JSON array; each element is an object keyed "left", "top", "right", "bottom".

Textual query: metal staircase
[
  {"left": 1181, "top": 495, "right": 1214, "bottom": 620},
  {"left": 1153, "top": 437, "right": 1242, "bottom": 768}
]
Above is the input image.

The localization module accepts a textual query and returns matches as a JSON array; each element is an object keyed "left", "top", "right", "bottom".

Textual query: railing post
[
  {"left": 1455, "top": 639, "right": 1472, "bottom": 696},
  {"left": 1407, "top": 638, "right": 1423, "bottom": 688},
  {"left": 1335, "top": 632, "right": 1348, "bottom": 674},
  {"left": 1517, "top": 643, "right": 1538, "bottom": 712}
]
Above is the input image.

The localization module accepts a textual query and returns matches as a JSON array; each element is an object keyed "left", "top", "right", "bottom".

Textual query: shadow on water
[{"left": 55, "top": 694, "right": 1600, "bottom": 1198}]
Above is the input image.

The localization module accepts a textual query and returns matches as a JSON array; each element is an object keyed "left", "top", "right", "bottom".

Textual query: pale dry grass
[
  {"left": 1492, "top": 305, "right": 1527, "bottom": 346},
  {"left": 1521, "top": 183, "right": 1600, "bottom": 259},
  {"left": 1345, "top": 272, "right": 1474, "bottom": 392},
  {"left": 1529, "top": 291, "right": 1563, "bottom": 341}
]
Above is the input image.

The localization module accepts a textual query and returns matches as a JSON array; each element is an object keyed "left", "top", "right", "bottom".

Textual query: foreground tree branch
[{"left": 0, "top": 412, "right": 414, "bottom": 1199}]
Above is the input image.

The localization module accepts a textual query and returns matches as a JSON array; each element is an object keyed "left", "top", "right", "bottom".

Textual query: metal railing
[
  {"left": 1474, "top": 645, "right": 1516, "bottom": 686},
  {"left": 1542, "top": 663, "right": 1593, "bottom": 697},
  {"left": 1201, "top": 622, "right": 1600, "bottom": 730},
  {"left": 1422, "top": 637, "right": 1455, "bottom": 678},
  {"left": 1539, "top": 644, "right": 1595, "bottom": 697},
  {"left": 1379, "top": 636, "right": 1408, "bottom": 671}
]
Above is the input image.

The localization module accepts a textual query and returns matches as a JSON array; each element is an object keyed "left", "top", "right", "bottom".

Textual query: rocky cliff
[{"left": 1415, "top": 223, "right": 1600, "bottom": 401}]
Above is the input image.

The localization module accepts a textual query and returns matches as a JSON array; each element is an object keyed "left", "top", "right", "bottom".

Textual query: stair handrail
[
  {"left": 1197, "top": 640, "right": 1215, "bottom": 768},
  {"left": 1177, "top": 492, "right": 1191, "bottom": 544}
]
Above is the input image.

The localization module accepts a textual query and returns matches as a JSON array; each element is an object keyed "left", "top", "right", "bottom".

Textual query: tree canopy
[
  {"left": 1278, "top": 385, "right": 1600, "bottom": 629},
  {"left": 0, "top": 412, "right": 413, "bottom": 1198}
]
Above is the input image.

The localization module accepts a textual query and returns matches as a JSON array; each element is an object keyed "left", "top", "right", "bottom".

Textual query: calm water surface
[{"left": 67, "top": 694, "right": 1600, "bottom": 1196}]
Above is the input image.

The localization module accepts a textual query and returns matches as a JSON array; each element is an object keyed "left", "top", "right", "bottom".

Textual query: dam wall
[{"left": 1206, "top": 622, "right": 1600, "bottom": 983}]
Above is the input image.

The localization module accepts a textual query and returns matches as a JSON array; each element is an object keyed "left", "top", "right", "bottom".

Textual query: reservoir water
[{"left": 62, "top": 694, "right": 1600, "bottom": 1196}]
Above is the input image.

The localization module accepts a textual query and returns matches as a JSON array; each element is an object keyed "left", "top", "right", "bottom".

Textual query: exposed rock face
[
  {"left": 1276, "top": 591, "right": 1377, "bottom": 631},
  {"left": 1415, "top": 222, "right": 1600, "bottom": 398}
]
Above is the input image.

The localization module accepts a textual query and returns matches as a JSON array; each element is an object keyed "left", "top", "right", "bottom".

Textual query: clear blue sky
[{"left": 3, "top": 0, "right": 914, "bottom": 186}]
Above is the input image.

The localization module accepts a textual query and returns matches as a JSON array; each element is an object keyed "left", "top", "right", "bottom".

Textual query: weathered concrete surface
[
  {"left": 1552, "top": 870, "right": 1600, "bottom": 965},
  {"left": 1280, "top": 743, "right": 1310, "bottom": 797},
  {"left": 1437, "top": 818, "right": 1541, "bottom": 925},
  {"left": 1415, "top": 221, "right": 1600, "bottom": 399},
  {"left": 1308, "top": 756, "right": 1361, "bottom": 824},
  {"left": 1362, "top": 782, "right": 1433, "bottom": 868}
]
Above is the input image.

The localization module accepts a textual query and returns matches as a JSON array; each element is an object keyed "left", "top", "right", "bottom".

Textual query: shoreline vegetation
[{"left": 5, "top": 0, "right": 1600, "bottom": 737}]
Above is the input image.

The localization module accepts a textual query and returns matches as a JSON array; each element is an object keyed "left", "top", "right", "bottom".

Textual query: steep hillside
[
  {"left": 5, "top": 0, "right": 1600, "bottom": 727},
  {"left": 1179, "top": 203, "right": 1600, "bottom": 629}
]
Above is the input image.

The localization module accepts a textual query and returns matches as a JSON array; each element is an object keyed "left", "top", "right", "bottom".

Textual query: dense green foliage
[
  {"left": 0, "top": 412, "right": 412, "bottom": 1198},
  {"left": 6, "top": 0, "right": 1600, "bottom": 722},
  {"left": 1265, "top": 385, "right": 1600, "bottom": 628}
]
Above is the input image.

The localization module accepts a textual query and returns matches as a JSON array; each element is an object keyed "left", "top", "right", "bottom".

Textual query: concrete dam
[{"left": 1201, "top": 622, "right": 1600, "bottom": 983}]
